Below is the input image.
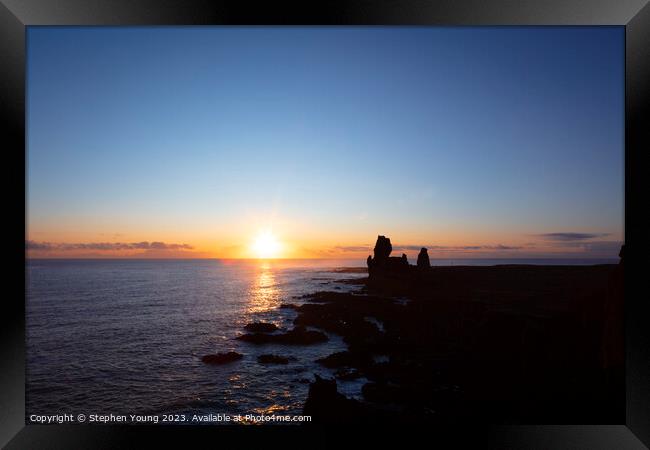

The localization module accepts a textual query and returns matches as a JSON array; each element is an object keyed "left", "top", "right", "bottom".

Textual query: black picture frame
[{"left": 2, "top": 1, "right": 648, "bottom": 447}]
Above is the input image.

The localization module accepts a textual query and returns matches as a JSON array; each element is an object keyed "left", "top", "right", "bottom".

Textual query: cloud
[
  {"left": 535, "top": 232, "right": 610, "bottom": 242},
  {"left": 26, "top": 240, "right": 194, "bottom": 251},
  {"left": 390, "top": 245, "right": 429, "bottom": 251},
  {"left": 324, "top": 243, "right": 524, "bottom": 254},
  {"left": 25, "top": 240, "right": 53, "bottom": 251},
  {"left": 555, "top": 240, "right": 622, "bottom": 251},
  {"left": 333, "top": 245, "right": 372, "bottom": 252},
  {"left": 394, "top": 244, "right": 523, "bottom": 251},
  {"left": 484, "top": 244, "right": 524, "bottom": 250}
]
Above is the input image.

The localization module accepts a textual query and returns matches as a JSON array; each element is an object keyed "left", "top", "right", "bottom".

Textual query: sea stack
[
  {"left": 373, "top": 235, "right": 392, "bottom": 263},
  {"left": 417, "top": 248, "right": 430, "bottom": 268},
  {"left": 367, "top": 235, "right": 409, "bottom": 279}
]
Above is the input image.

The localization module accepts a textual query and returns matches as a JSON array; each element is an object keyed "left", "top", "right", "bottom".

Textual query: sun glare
[{"left": 251, "top": 230, "right": 282, "bottom": 259}]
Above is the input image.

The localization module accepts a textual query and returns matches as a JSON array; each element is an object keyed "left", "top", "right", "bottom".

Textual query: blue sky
[{"left": 27, "top": 27, "right": 624, "bottom": 258}]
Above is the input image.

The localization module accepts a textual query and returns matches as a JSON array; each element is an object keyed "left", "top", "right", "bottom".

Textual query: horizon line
[{"left": 25, "top": 256, "right": 620, "bottom": 261}]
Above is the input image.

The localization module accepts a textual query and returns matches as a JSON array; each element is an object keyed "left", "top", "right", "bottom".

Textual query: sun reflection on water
[{"left": 246, "top": 263, "right": 280, "bottom": 314}]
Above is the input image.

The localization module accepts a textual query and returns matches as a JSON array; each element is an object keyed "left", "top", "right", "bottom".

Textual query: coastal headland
[{"left": 298, "top": 236, "right": 624, "bottom": 423}]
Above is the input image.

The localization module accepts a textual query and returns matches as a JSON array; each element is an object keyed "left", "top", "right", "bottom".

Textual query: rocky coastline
[
  {"left": 299, "top": 235, "right": 624, "bottom": 423},
  {"left": 201, "top": 235, "right": 624, "bottom": 423}
]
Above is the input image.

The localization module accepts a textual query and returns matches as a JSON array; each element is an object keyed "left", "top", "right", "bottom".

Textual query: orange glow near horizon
[{"left": 25, "top": 223, "right": 625, "bottom": 260}]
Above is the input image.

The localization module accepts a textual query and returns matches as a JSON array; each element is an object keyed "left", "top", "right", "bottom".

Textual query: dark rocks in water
[
  {"left": 237, "top": 326, "right": 328, "bottom": 345},
  {"left": 294, "top": 306, "right": 385, "bottom": 353},
  {"left": 293, "top": 292, "right": 394, "bottom": 355},
  {"left": 316, "top": 351, "right": 354, "bottom": 368},
  {"left": 302, "top": 375, "right": 363, "bottom": 423},
  {"left": 332, "top": 267, "right": 368, "bottom": 274},
  {"left": 279, "top": 303, "right": 299, "bottom": 310},
  {"left": 236, "top": 333, "right": 275, "bottom": 344},
  {"left": 304, "top": 291, "right": 348, "bottom": 303},
  {"left": 335, "top": 368, "right": 363, "bottom": 380},
  {"left": 244, "top": 322, "right": 278, "bottom": 333},
  {"left": 303, "top": 375, "right": 394, "bottom": 423},
  {"left": 280, "top": 326, "right": 328, "bottom": 344},
  {"left": 335, "top": 277, "right": 367, "bottom": 286},
  {"left": 201, "top": 352, "right": 243, "bottom": 365},
  {"left": 417, "top": 248, "right": 430, "bottom": 268},
  {"left": 300, "top": 290, "right": 395, "bottom": 307},
  {"left": 303, "top": 372, "right": 442, "bottom": 423},
  {"left": 316, "top": 351, "right": 373, "bottom": 369},
  {"left": 258, "top": 354, "right": 290, "bottom": 364}
]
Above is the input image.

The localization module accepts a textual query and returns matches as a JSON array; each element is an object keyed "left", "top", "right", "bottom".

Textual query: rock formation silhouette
[
  {"left": 303, "top": 375, "right": 353, "bottom": 421},
  {"left": 417, "top": 248, "right": 430, "bottom": 268},
  {"left": 303, "top": 374, "right": 378, "bottom": 422},
  {"left": 373, "top": 235, "right": 392, "bottom": 261},
  {"left": 367, "top": 235, "right": 412, "bottom": 279}
]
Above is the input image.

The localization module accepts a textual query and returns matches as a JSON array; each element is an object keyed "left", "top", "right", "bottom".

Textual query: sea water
[{"left": 26, "top": 259, "right": 367, "bottom": 422}]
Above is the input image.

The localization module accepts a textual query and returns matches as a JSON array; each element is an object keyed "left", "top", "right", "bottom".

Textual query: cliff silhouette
[{"left": 301, "top": 234, "right": 625, "bottom": 424}]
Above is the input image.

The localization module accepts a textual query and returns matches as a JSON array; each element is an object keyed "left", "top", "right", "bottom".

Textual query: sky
[{"left": 26, "top": 26, "right": 624, "bottom": 259}]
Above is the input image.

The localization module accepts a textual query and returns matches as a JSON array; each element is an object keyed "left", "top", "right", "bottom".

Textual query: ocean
[{"left": 25, "top": 257, "right": 617, "bottom": 423}]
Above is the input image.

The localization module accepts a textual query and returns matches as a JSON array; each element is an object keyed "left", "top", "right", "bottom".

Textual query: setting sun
[{"left": 251, "top": 230, "right": 282, "bottom": 259}]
